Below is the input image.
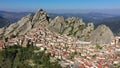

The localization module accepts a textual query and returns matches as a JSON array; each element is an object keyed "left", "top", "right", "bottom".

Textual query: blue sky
[{"left": 0, "top": 0, "right": 120, "bottom": 13}]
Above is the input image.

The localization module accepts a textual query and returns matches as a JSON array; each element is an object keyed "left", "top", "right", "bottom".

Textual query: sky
[{"left": 0, "top": 0, "right": 120, "bottom": 13}]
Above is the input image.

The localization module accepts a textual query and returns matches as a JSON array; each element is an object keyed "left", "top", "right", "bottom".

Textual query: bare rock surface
[{"left": 88, "top": 24, "right": 114, "bottom": 44}]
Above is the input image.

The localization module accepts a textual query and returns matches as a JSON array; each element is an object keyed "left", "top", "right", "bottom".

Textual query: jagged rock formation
[
  {"left": 48, "top": 17, "right": 94, "bottom": 41},
  {"left": 32, "top": 9, "right": 50, "bottom": 27},
  {"left": 48, "top": 16, "right": 66, "bottom": 33},
  {"left": 88, "top": 24, "right": 114, "bottom": 44},
  {"left": 0, "top": 9, "right": 50, "bottom": 38},
  {"left": 0, "top": 9, "right": 114, "bottom": 44},
  {"left": 4, "top": 13, "right": 34, "bottom": 36},
  {"left": 0, "top": 9, "right": 94, "bottom": 41}
]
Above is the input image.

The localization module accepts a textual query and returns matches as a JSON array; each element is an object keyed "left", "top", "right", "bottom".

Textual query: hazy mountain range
[
  {"left": 0, "top": 11, "right": 30, "bottom": 22},
  {"left": 0, "top": 16, "right": 10, "bottom": 28},
  {"left": 49, "top": 12, "right": 115, "bottom": 24},
  {"left": 97, "top": 16, "right": 120, "bottom": 34},
  {"left": 0, "top": 10, "right": 120, "bottom": 34}
]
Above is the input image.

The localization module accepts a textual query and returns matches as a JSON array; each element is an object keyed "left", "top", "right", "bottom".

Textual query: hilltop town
[{"left": 0, "top": 9, "right": 120, "bottom": 68}]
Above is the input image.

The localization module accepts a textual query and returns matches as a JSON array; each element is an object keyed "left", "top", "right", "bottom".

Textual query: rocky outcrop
[
  {"left": 48, "top": 16, "right": 66, "bottom": 33},
  {"left": 32, "top": 9, "right": 50, "bottom": 27},
  {"left": 48, "top": 16, "right": 94, "bottom": 40},
  {"left": 0, "top": 9, "right": 95, "bottom": 40},
  {"left": 4, "top": 13, "right": 34, "bottom": 37},
  {"left": 0, "top": 9, "right": 114, "bottom": 45},
  {"left": 88, "top": 24, "right": 114, "bottom": 44},
  {"left": 0, "top": 9, "right": 50, "bottom": 38}
]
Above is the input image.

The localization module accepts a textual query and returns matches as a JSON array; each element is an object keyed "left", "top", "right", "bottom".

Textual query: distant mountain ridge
[
  {"left": 0, "top": 10, "right": 117, "bottom": 24},
  {"left": 49, "top": 12, "right": 115, "bottom": 23},
  {"left": 96, "top": 16, "right": 120, "bottom": 34},
  {"left": 0, "top": 10, "right": 30, "bottom": 22},
  {"left": 0, "top": 16, "right": 10, "bottom": 28}
]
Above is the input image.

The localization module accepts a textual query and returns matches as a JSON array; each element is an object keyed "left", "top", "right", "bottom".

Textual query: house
[{"left": 111, "top": 36, "right": 120, "bottom": 45}]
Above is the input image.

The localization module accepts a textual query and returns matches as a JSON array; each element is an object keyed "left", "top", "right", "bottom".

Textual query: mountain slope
[{"left": 0, "top": 9, "right": 50, "bottom": 38}]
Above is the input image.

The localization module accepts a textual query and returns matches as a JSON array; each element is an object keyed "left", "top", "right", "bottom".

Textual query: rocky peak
[
  {"left": 26, "top": 13, "right": 34, "bottom": 21},
  {"left": 33, "top": 9, "right": 49, "bottom": 22},
  {"left": 17, "top": 13, "right": 34, "bottom": 25},
  {"left": 66, "top": 17, "right": 85, "bottom": 25},
  {"left": 88, "top": 24, "right": 114, "bottom": 44},
  {"left": 48, "top": 16, "right": 94, "bottom": 41},
  {"left": 48, "top": 16, "right": 66, "bottom": 32},
  {"left": 53, "top": 16, "right": 65, "bottom": 23},
  {"left": 98, "top": 24, "right": 110, "bottom": 31},
  {"left": 0, "top": 9, "right": 51, "bottom": 38},
  {"left": 32, "top": 9, "right": 50, "bottom": 27},
  {"left": 4, "top": 13, "right": 34, "bottom": 37}
]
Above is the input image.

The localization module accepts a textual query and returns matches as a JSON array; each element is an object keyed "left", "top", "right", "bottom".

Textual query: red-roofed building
[{"left": 83, "top": 61, "right": 90, "bottom": 67}]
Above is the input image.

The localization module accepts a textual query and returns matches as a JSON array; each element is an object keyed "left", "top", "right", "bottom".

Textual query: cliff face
[
  {"left": 0, "top": 9, "right": 50, "bottom": 37},
  {"left": 48, "top": 16, "right": 66, "bottom": 33},
  {"left": 88, "top": 24, "right": 114, "bottom": 44},
  {"left": 48, "top": 16, "right": 94, "bottom": 41},
  {"left": 0, "top": 9, "right": 114, "bottom": 44},
  {"left": 4, "top": 13, "right": 33, "bottom": 36}
]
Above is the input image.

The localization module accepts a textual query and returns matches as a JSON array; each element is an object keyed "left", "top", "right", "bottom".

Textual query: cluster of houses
[{"left": 0, "top": 23, "right": 120, "bottom": 68}]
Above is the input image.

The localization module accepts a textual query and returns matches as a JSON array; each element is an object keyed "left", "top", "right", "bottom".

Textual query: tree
[
  {"left": 0, "top": 44, "right": 62, "bottom": 68},
  {"left": 95, "top": 44, "right": 102, "bottom": 50}
]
